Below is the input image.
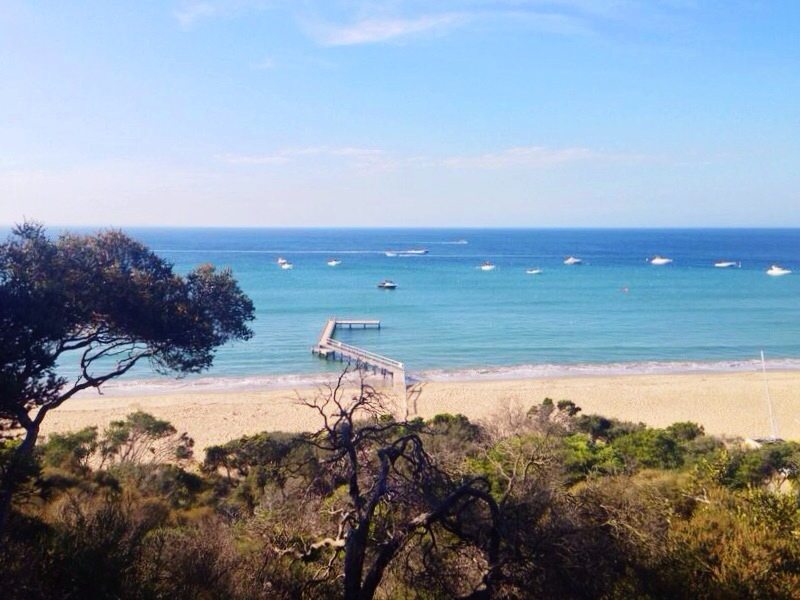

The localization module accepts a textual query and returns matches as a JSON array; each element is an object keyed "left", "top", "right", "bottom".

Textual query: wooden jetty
[{"left": 312, "top": 318, "right": 405, "bottom": 390}]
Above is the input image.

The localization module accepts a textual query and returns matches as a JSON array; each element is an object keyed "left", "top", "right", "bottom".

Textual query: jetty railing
[{"left": 312, "top": 318, "right": 405, "bottom": 390}]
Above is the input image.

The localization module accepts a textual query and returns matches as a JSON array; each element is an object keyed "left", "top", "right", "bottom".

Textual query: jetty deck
[{"left": 312, "top": 318, "right": 405, "bottom": 390}]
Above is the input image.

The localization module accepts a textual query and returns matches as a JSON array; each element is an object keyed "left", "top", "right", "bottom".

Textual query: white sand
[{"left": 38, "top": 371, "right": 800, "bottom": 452}]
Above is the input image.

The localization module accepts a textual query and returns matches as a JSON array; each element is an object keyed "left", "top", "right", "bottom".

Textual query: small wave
[
  {"left": 78, "top": 358, "right": 800, "bottom": 397},
  {"left": 416, "top": 358, "right": 800, "bottom": 382}
]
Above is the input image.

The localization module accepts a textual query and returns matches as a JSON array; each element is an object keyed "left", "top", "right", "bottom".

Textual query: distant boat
[
  {"left": 377, "top": 279, "right": 397, "bottom": 289},
  {"left": 526, "top": 268, "right": 543, "bottom": 275},
  {"left": 327, "top": 259, "right": 342, "bottom": 267},
  {"left": 280, "top": 262, "right": 294, "bottom": 270},
  {"left": 766, "top": 265, "right": 791, "bottom": 277},
  {"left": 404, "top": 249, "right": 429, "bottom": 255},
  {"left": 479, "top": 261, "right": 496, "bottom": 271},
  {"left": 649, "top": 256, "right": 673, "bottom": 266},
  {"left": 714, "top": 261, "right": 740, "bottom": 268},
  {"left": 385, "top": 251, "right": 398, "bottom": 257},
  {"left": 277, "top": 257, "right": 288, "bottom": 265},
  {"left": 563, "top": 256, "right": 582, "bottom": 265}
]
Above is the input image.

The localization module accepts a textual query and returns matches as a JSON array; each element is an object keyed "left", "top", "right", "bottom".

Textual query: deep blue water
[{"left": 7, "top": 227, "right": 800, "bottom": 383}]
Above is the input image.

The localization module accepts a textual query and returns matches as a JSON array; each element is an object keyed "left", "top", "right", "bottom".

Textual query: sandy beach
[{"left": 38, "top": 370, "right": 800, "bottom": 453}]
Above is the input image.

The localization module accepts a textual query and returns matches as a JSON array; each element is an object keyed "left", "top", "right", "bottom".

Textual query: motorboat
[
  {"left": 404, "top": 249, "right": 428, "bottom": 255},
  {"left": 377, "top": 279, "right": 398, "bottom": 289},
  {"left": 767, "top": 265, "right": 791, "bottom": 276},
  {"left": 649, "top": 256, "right": 673, "bottom": 266},
  {"left": 526, "top": 268, "right": 543, "bottom": 275},
  {"left": 479, "top": 261, "right": 496, "bottom": 271},
  {"left": 280, "top": 262, "right": 294, "bottom": 270},
  {"left": 327, "top": 259, "right": 342, "bottom": 267},
  {"left": 714, "top": 261, "right": 740, "bottom": 268},
  {"left": 276, "top": 257, "right": 288, "bottom": 265},
  {"left": 563, "top": 256, "right": 582, "bottom": 265}
]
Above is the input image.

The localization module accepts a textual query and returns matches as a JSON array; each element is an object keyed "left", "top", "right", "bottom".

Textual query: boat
[
  {"left": 526, "top": 268, "right": 543, "bottom": 275},
  {"left": 649, "top": 256, "right": 673, "bottom": 266},
  {"left": 766, "top": 265, "right": 791, "bottom": 276},
  {"left": 479, "top": 261, "right": 496, "bottom": 271},
  {"left": 404, "top": 249, "right": 428, "bottom": 255},
  {"left": 377, "top": 279, "right": 397, "bottom": 289},
  {"left": 714, "top": 261, "right": 740, "bottom": 268},
  {"left": 385, "top": 251, "right": 398, "bottom": 257},
  {"left": 563, "top": 256, "right": 582, "bottom": 265},
  {"left": 276, "top": 257, "right": 288, "bottom": 265},
  {"left": 280, "top": 262, "right": 294, "bottom": 270},
  {"left": 327, "top": 259, "right": 342, "bottom": 267}
]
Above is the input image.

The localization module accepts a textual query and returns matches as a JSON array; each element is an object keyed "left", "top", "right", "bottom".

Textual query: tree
[
  {"left": 0, "top": 223, "right": 255, "bottom": 532},
  {"left": 272, "top": 370, "right": 501, "bottom": 600}
]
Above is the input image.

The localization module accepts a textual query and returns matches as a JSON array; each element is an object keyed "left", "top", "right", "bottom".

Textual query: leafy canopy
[{"left": 0, "top": 223, "right": 255, "bottom": 431}]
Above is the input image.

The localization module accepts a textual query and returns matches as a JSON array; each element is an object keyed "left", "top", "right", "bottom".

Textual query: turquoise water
[{"left": 90, "top": 227, "right": 800, "bottom": 386}]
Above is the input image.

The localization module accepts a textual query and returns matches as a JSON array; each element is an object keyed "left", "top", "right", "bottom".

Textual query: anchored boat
[
  {"left": 767, "top": 265, "right": 791, "bottom": 276},
  {"left": 714, "top": 261, "right": 740, "bottom": 268},
  {"left": 649, "top": 256, "right": 673, "bottom": 266}
]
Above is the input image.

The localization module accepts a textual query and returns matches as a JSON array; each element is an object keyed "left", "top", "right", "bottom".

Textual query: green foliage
[
  {"left": 666, "top": 421, "right": 704, "bottom": 441},
  {"left": 561, "top": 433, "right": 622, "bottom": 482},
  {"left": 39, "top": 427, "right": 98, "bottom": 474},
  {"left": 611, "top": 427, "right": 685, "bottom": 470},
  {"left": 574, "top": 413, "right": 646, "bottom": 442},
  {"left": 203, "top": 431, "right": 302, "bottom": 480},
  {"left": 100, "top": 411, "right": 194, "bottom": 466},
  {"left": 4, "top": 398, "right": 800, "bottom": 599},
  {"left": 706, "top": 441, "right": 800, "bottom": 490}
]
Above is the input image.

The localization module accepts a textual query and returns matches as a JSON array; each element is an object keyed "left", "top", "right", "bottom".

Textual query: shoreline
[
  {"left": 81, "top": 357, "right": 800, "bottom": 397},
  {"left": 45, "top": 369, "right": 800, "bottom": 453}
]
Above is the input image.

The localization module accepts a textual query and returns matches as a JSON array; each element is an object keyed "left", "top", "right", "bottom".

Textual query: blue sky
[{"left": 1, "top": 0, "right": 798, "bottom": 227}]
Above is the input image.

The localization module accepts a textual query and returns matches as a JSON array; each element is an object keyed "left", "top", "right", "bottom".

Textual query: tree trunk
[
  {"left": 343, "top": 524, "right": 368, "bottom": 600},
  {"left": 0, "top": 423, "right": 39, "bottom": 537}
]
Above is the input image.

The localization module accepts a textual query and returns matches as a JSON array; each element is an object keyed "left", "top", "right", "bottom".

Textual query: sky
[{"left": 1, "top": 0, "right": 799, "bottom": 228}]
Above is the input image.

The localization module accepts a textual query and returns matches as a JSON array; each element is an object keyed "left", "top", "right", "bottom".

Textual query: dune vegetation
[{"left": 2, "top": 382, "right": 800, "bottom": 599}]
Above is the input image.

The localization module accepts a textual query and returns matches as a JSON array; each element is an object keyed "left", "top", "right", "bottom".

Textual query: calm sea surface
[{"left": 12, "top": 228, "right": 800, "bottom": 387}]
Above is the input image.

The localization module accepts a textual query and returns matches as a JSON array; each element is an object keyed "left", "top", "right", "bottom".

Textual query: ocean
[{"left": 12, "top": 227, "right": 800, "bottom": 390}]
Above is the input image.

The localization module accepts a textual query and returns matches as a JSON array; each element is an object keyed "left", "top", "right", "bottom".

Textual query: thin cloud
[
  {"left": 442, "top": 146, "right": 599, "bottom": 169},
  {"left": 251, "top": 56, "right": 277, "bottom": 70},
  {"left": 220, "top": 145, "right": 643, "bottom": 172},
  {"left": 306, "top": 13, "right": 467, "bottom": 46},
  {"left": 220, "top": 146, "right": 385, "bottom": 166},
  {"left": 174, "top": 0, "right": 271, "bottom": 28}
]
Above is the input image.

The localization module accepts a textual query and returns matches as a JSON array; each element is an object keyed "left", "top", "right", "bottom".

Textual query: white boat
[
  {"left": 385, "top": 251, "right": 398, "bottom": 257},
  {"left": 280, "top": 262, "right": 294, "bottom": 270},
  {"left": 377, "top": 279, "right": 397, "bottom": 289},
  {"left": 563, "top": 256, "right": 582, "bottom": 265},
  {"left": 276, "top": 257, "right": 288, "bottom": 265},
  {"left": 327, "top": 259, "right": 342, "bottom": 267},
  {"left": 479, "top": 261, "right": 496, "bottom": 271},
  {"left": 526, "top": 268, "right": 543, "bottom": 275},
  {"left": 714, "top": 261, "right": 740, "bottom": 268},
  {"left": 649, "top": 256, "right": 673, "bottom": 266},
  {"left": 404, "top": 249, "right": 428, "bottom": 255},
  {"left": 766, "top": 265, "right": 791, "bottom": 277}
]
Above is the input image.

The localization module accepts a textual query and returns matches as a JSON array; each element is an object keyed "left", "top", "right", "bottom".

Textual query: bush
[{"left": 612, "top": 428, "right": 684, "bottom": 470}]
